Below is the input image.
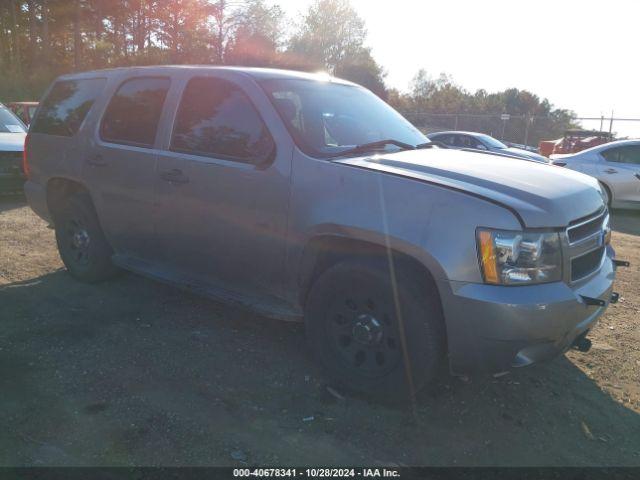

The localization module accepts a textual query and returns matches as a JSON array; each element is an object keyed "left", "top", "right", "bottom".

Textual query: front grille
[
  {"left": 567, "top": 210, "right": 605, "bottom": 244},
  {"left": 571, "top": 246, "right": 605, "bottom": 281}
]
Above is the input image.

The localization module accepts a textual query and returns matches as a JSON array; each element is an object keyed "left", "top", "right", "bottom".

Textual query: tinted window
[
  {"left": 456, "top": 135, "right": 478, "bottom": 148},
  {"left": 31, "top": 78, "right": 106, "bottom": 136},
  {"left": 602, "top": 145, "right": 640, "bottom": 165},
  {"left": 434, "top": 134, "right": 455, "bottom": 146},
  {"left": 100, "top": 77, "right": 170, "bottom": 148},
  {"left": 477, "top": 133, "right": 507, "bottom": 149},
  {"left": 0, "top": 107, "right": 26, "bottom": 133},
  {"left": 171, "top": 77, "right": 274, "bottom": 163}
]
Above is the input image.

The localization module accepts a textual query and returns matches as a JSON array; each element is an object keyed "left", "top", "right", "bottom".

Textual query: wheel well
[
  {"left": 599, "top": 181, "right": 612, "bottom": 205},
  {"left": 46, "top": 178, "right": 90, "bottom": 217},
  {"left": 299, "top": 236, "right": 439, "bottom": 308}
]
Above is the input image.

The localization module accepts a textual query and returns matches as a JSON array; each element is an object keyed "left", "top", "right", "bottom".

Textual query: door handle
[
  {"left": 159, "top": 168, "right": 189, "bottom": 184},
  {"left": 87, "top": 154, "right": 107, "bottom": 167},
  {"left": 604, "top": 168, "right": 618, "bottom": 174}
]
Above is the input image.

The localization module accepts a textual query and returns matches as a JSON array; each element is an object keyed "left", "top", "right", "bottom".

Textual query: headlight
[{"left": 477, "top": 228, "right": 562, "bottom": 285}]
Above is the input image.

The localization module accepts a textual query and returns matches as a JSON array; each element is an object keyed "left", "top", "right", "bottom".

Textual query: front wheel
[
  {"left": 54, "top": 193, "right": 119, "bottom": 283},
  {"left": 304, "top": 258, "right": 445, "bottom": 399}
]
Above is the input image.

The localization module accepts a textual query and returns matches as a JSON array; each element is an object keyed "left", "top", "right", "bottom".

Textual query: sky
[{"left": 271, "top": 0, "right": 640, "bottom": 137}]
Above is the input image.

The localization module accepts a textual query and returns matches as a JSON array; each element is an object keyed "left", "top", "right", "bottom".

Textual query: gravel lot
[{"left": 1, "top": 196, "right": 639, "bottom": 466}]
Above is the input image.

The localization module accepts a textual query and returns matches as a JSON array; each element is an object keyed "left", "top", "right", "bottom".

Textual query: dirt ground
[{"left": 1, "top": 196, "right": 639, "bottom": 467}]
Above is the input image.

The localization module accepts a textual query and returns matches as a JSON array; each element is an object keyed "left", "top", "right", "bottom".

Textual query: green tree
[
  {"left": 226, "top": 0, "right": 285, "bottom": 66},
  {"left": 288, "top": 0, "right": 366, "bottom": 71},
  {"left": 286, "top": 0, "right": 387, "bottom": 96}
]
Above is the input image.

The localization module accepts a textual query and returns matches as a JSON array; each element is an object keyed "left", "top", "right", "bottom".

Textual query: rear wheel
[
  {"left": 53, "top": 193, "right": 119, "bottom": 283},
  {"left": 304, "top": 258, "right": 445, "bottom": 399}
]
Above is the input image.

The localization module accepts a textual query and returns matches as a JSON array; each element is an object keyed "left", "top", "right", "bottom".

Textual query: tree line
[{"left": 0, "top": 0, "right": 576, "bottom": 145}]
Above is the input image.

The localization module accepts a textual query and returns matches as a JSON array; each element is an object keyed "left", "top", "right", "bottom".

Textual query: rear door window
[
  {"left": 100, "top": 77, "right": 170, "bottom": 148},
  {"left": 434, "top": 134, "right": 455, "bottom": 146},
  {"left": 602, "top": 145, "right": 640, "bottom": 165},
  {"left": 170, "top": 77, "right": 274, "bottom": 164},
  {"left": 31, "top": 78, "right": 106, "bottom": 136}
]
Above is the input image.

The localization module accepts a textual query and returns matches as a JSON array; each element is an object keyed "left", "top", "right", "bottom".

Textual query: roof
[
  {"left": 594, "top": 139, "right": 640, "bottom": 148},
  {"left": 566, "top": 138, "right": 640, "bottom": 156},
  {"left": 58, "top": 65, "right": 358, "bottom": 87},
  {"left": 427, "top": 131, "right": 489, "bottom": 137},
  {"left": 7, "top": 101, "right": 38, "bottom": 106}
]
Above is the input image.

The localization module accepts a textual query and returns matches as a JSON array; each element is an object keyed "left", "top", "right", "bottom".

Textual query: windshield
[
  {"left": 0, "top": 107, "right": 26, "bottom": 133},
  {"left": 260, "top": 79, "right": 428, "bottom": 158},
  {"left": 477, "top": 133, "right": 507, "bottom": 149}
]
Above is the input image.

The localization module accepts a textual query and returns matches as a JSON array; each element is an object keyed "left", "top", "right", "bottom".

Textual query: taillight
[{"left": 22, "top": 133, "right": 31, "bottom": 178}]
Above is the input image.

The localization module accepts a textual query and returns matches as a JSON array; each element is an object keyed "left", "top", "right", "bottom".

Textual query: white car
[
  {"left": 0, "top": 103, "right": 27, "bottom": 193},
  {"left": 551, "top": 139, "right": 640, "bottom": 209}
]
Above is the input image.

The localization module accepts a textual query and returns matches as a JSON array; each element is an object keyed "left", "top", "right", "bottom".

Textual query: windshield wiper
[{"left": 328, "top": 139, "right": 416, "bottom": 158}]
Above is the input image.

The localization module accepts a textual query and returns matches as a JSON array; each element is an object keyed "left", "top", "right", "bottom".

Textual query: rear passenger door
[
  {"left": 155, "top": 74, "right": 291, "bottom": 299},
  {"left": 598, "top": 145, "right": 640, "bottom": 204},
  {"left": 82, "top": 75, "right": 172, "bottom": 260}
]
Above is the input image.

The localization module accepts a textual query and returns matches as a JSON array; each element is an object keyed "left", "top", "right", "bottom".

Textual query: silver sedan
[{"left": 551, "top": 139, "right": 640, "bottom": 209}]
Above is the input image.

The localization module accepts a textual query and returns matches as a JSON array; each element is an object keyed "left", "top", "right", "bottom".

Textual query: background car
[
  {"left": 0, "top": 103, "right": 27, "bottom": 194},
  {"left": 550, "top": 139, "right": 640, "bottom": 209},
  {"left": 539, "top": 129, "right": 614, "bottom": 158},
  {"left": 427, "top": 130, "right": 548, "bottom": 162},
  {"left": 7, "top": 101, "right": 39, "bottom": 127}
]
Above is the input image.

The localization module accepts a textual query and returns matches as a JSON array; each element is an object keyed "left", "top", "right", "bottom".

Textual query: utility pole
[
  {"left": 523, "top": 114, "right": 532, "bottom": 147},
  {"left": 609, "top": 110, "right": 614, "bottom": 135}
]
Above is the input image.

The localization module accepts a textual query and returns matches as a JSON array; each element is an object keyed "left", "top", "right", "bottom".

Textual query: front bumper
[{"left": 439, "top": 246, "right": 616, "bottom": 374}]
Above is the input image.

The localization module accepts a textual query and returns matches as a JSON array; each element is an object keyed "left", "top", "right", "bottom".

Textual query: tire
[
  {"left": 304, "top": 257, "right": 445, "bottom": 399},
  {"left": 53, "top": 193, "right": 119, "bottom": 283}
]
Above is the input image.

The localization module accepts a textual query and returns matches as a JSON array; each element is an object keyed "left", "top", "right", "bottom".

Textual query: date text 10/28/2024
[{"left": 233, "top": 468, "right": 401, "bottom": 478}]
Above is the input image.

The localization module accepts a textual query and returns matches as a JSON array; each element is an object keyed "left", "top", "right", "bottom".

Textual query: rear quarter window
[{"left": 31, "top": 78, "right": 106, "bottom": 136}]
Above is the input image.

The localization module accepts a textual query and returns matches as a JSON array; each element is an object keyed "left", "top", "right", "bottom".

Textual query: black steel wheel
[
  {"left": 54, "top": 193, "right": 119, "bottom": 283},
  {"left": 305, "top": 257, "right": 445, "bottom": 398},
  {"left": 325, "top": 286, "right": 403, "bottom": 379}
]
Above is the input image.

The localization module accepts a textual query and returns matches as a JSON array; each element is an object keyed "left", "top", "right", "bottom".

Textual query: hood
[
  {"left": 0, "top": 132, "right": 26, "bottom": 152},
  {"left": 337, "top": 148, "right": 604, "bottom": 228},
  {"left": 501, "top": 147, "right": 548, "bottom": 163}
]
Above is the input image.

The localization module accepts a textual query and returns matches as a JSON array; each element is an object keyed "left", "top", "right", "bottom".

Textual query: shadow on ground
[
  {"left": 0, "top": 195, "right": 26, "bottom": 214},
  {"left": 611, "top": 209, "right": 640, "bottom": 236},
  {"left": 1, "top": 270, "right": 639, "bottom": 466}
]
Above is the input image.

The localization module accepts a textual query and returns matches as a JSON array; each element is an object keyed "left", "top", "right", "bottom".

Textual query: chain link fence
[
  {"left": 400, "top": 112, "right": 565, "bottom": 149},
  {"left": 400, "top": 112, "right": 640, "bottom": 150}
]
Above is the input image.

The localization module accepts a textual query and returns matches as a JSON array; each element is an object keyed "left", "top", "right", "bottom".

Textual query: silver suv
[{"left": 24, "top": 66, "right": 618, "bottom": 397}]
